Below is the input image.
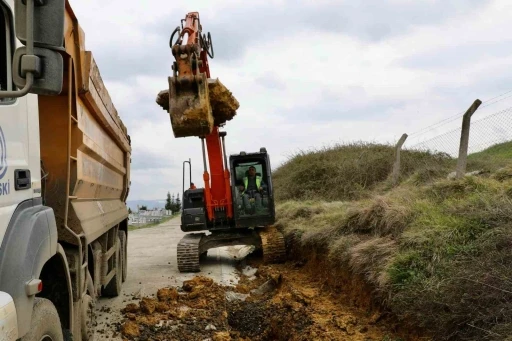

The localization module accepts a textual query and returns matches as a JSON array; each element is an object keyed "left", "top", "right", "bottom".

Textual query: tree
[
  {"left": 175, "top": 193, "right": 181, "bottom": 212},
  {"left": 128, "top": 207, "right": 132, "bottom": 214},
  {"left": 166, "top": 193, "right": 182, "bottom": 212},
  {"left": 165, "top": 192, "right": 172, "bottom": 210},
  {"left": 140, "top": 205, "right": 147, "bottom": 211}
]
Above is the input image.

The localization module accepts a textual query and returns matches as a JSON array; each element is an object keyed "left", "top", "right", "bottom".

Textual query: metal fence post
[
  {"left": 392, "top": 133, "right": 408, "bottom": 186},
  {"left": 455, "top": 99, "right": 482, "bottom": 179}
]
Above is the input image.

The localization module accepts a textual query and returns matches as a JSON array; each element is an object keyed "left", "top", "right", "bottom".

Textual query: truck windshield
[{"left": 0, "top": 2, "right": 13, "bottom": 103}]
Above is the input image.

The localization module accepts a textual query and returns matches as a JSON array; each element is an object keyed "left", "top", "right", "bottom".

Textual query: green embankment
[{"left": 273, "top": 141, "right": 512, "bottom": 341}]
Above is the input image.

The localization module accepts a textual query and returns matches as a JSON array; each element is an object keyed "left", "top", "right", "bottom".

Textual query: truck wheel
[
  {"left": 21, "top": 298, "right": 64, "bottom": 341},
  {"left": 103, "top": 236, "right": 122, "bottom": 297},
  {"left": 82, "top": 294, "right": 95, "bottom": 341},
  {"left": 118, "top": 230, "right": 127, "bottom": 282}
]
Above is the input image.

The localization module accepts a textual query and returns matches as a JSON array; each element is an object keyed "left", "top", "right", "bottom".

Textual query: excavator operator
[{"left": 239, "top": 166, "right": 265, "bottom": 211}]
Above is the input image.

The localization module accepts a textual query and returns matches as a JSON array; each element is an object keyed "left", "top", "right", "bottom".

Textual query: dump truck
[{"left": 0, "top": 1, "right": 130, "bottom": 340}]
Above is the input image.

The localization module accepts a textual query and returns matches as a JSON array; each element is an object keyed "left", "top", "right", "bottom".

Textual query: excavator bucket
[
  {"left": 167, "top": 72, "right": 213, "bottom": 138},
  {"left": 155, "top": 11, "right": 239, "bottom": 137},
  {"left": 156, "top": 77, "right": 239, "bottom": 137}
]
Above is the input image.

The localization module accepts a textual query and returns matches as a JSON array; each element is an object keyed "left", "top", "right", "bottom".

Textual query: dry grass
[
  {"left": 274, "top": 142, "right": 512, "bottom": 340},
  {"left": 348, "top": 237, "right": 397, "bottom": 289},
  {"left": 491, "top": 166, "right": 512, "bottom": 182},
  {"left": 272, "top": 142, "right": 454, "bottom": 202},
  {"left": 343, "top": 190, "right": 416, "bottom": 237}
]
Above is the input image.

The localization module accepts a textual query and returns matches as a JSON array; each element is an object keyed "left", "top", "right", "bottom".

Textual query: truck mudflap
[{"left": 0, "top": 291, "right": 18, "bottom": 341}]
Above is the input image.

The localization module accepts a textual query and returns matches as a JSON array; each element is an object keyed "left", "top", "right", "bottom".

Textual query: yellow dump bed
[{"left": 38, "top": 1, "right": 131, "bottom": 244}]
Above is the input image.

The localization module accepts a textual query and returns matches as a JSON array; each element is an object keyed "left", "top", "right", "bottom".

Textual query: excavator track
[
  {"left": 259, "top": 226, "right": 286, "bottom": 264},
  {"left": 177, "top": 233, "right": 204, "bottom": 272}
]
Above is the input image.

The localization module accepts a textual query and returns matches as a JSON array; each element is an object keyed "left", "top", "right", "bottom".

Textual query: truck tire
[
  {"left": 82, "top": 294, "right": 95, "bottom": 341},
  {"left": 103, "top": 236, "right": 122, "bottom": 297},
  {"left": 21, "top": 298, "right": 64, "bottom": 341},
  {"left": 118, "top": 230, "right": 127, "bottom": 282}
]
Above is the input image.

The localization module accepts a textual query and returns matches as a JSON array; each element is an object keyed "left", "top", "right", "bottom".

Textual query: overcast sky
[{"left": 70, "top": 0, "right": 512, "bottom": 201}]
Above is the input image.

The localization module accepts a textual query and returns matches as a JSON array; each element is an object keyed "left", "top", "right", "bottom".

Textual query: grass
[
  {"left": 274, "top": 141, "right": 512, "bottom": 340},
  {"left": 128, "top": 215, "right": 177, "bottom": 231},
  {"left": 468, "top": 141, "right": 512, "bottom": 164},
  {"left": 272, "top": 142, "right": 454, "bottom": 202}
]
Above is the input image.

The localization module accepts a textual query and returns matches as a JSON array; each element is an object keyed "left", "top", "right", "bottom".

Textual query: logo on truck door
[{"left": 0, "top": 126, "right": 6, "bottom": 180}]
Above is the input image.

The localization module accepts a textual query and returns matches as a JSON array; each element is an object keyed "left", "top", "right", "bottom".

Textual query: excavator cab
[
  {"left": 177, "top": 147, "right": 284, "bottom": 273},
  {"left": 230, "top": 148, "right": 276, "bottom": 228},
  {"left": 180, "top": 147, "right": 276, "bottom": 232}
]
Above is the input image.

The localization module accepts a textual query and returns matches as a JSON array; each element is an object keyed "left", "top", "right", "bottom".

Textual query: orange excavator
[{"left": 157, "top": 12, "right": 286, "bottom": 272}]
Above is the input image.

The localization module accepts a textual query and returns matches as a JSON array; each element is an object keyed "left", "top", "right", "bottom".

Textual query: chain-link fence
[
  {"left": 387, "top": 97, "right": 512, "bottom": 185},
  {"left": 407, "top": 106, "right": 512, "bottom": 158}
]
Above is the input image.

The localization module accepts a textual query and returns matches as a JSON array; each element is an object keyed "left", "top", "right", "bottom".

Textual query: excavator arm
[
  {"left": 156, "top": 12, "right": 239, "bottom": 223},
  {"left": 156, "top": 12, "right": 238, "bottom": 136}
]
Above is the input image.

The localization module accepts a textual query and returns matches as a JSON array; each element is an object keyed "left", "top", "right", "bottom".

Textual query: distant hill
[{"left": 126, "top": 200, "right": 166, "bottom": 211}]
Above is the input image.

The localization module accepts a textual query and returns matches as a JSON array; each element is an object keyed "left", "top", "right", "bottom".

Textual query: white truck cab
[
  {"left": 0, "top": 1, "right": 131, "bottom": 340},
  {"left": 0, "top": 0, "right": 42, "bottom": 258},
  {"left": 0, "top": 1, "right": 64, "bottom": 340}
]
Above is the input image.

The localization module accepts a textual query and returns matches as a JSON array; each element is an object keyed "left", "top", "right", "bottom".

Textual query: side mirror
[
  {"left": 0, "top": 0, "right": 65, "bottom": 99},
  {"left": 15, "top": 0, "right": 65, "bottom": 49},
  {"left": 12, "top": 46, "right": 63, "bottom": 95}
]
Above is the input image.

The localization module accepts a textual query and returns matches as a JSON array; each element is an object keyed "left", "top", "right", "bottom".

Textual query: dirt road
[
  {"left": 94, "top": 216, "right": 247, "bottom": 340},
  {"left": 94, "top": 216, "right": 412, "bottom": 341}
]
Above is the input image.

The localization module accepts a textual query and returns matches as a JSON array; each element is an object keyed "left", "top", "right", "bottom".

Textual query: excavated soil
[
  {"left": 114, "top": 258, "right": 409, "bottom": 341},
  {"left": 155, "top": 78, "right": 238, "bottom": 137},
  {"left": 208, "top": 78, "right": 239, "bottom": 126}
]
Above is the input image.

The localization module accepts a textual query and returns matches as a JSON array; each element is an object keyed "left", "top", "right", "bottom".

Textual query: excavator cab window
[
  {"left": 232, "top": 159, "right": 271, "bottom": 218},
  {"left": 0, "top": 2, "right": 14, "bottom": 103}
]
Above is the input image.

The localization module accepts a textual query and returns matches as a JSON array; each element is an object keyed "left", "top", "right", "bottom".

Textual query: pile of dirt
[
  {"left": 117, "top": 263, "right": 404, "bottom": 341},
  {"left": 208, "top": 78, "right": 239, "bottom": 126},
  {"left": 118, "top": 276, "right": 230, "bottom": 340},
  {"left": 155, "top": 78, "right": 238, "bottom": 138}
]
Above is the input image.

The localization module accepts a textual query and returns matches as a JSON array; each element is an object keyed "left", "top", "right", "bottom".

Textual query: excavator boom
[{"left": 156, "top": 11, "right": 239, "bottom": 221}]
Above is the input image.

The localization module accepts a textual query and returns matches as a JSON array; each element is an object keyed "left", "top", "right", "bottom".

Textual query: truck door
[{"left": 0, "top": 0, "right": 40, "bottom": 245}]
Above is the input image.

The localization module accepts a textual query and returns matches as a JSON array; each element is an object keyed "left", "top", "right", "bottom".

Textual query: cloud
[
  {"left": 192, "top": 0, "right": 487, "bottom": 63},
  {"left": 129, "top": 168, "right": 180, "bottom": 201},
  {"left": 130, "top": 150, "right": 174, "bottom": 171},
  {"left": 73, "top": 0, "right": 489, "bottom": 81},
  {"left": 399, "top": 41, "right": 512, "bottom": 70},
  {"left": 254, "top": 74, "right": 287, "bottom": 90},
  {"left": 271, "top": 88, "right": 406, "bottom": 123},
  {"left": 66, "top": 0, "right": 512, "bottom": 201}
]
